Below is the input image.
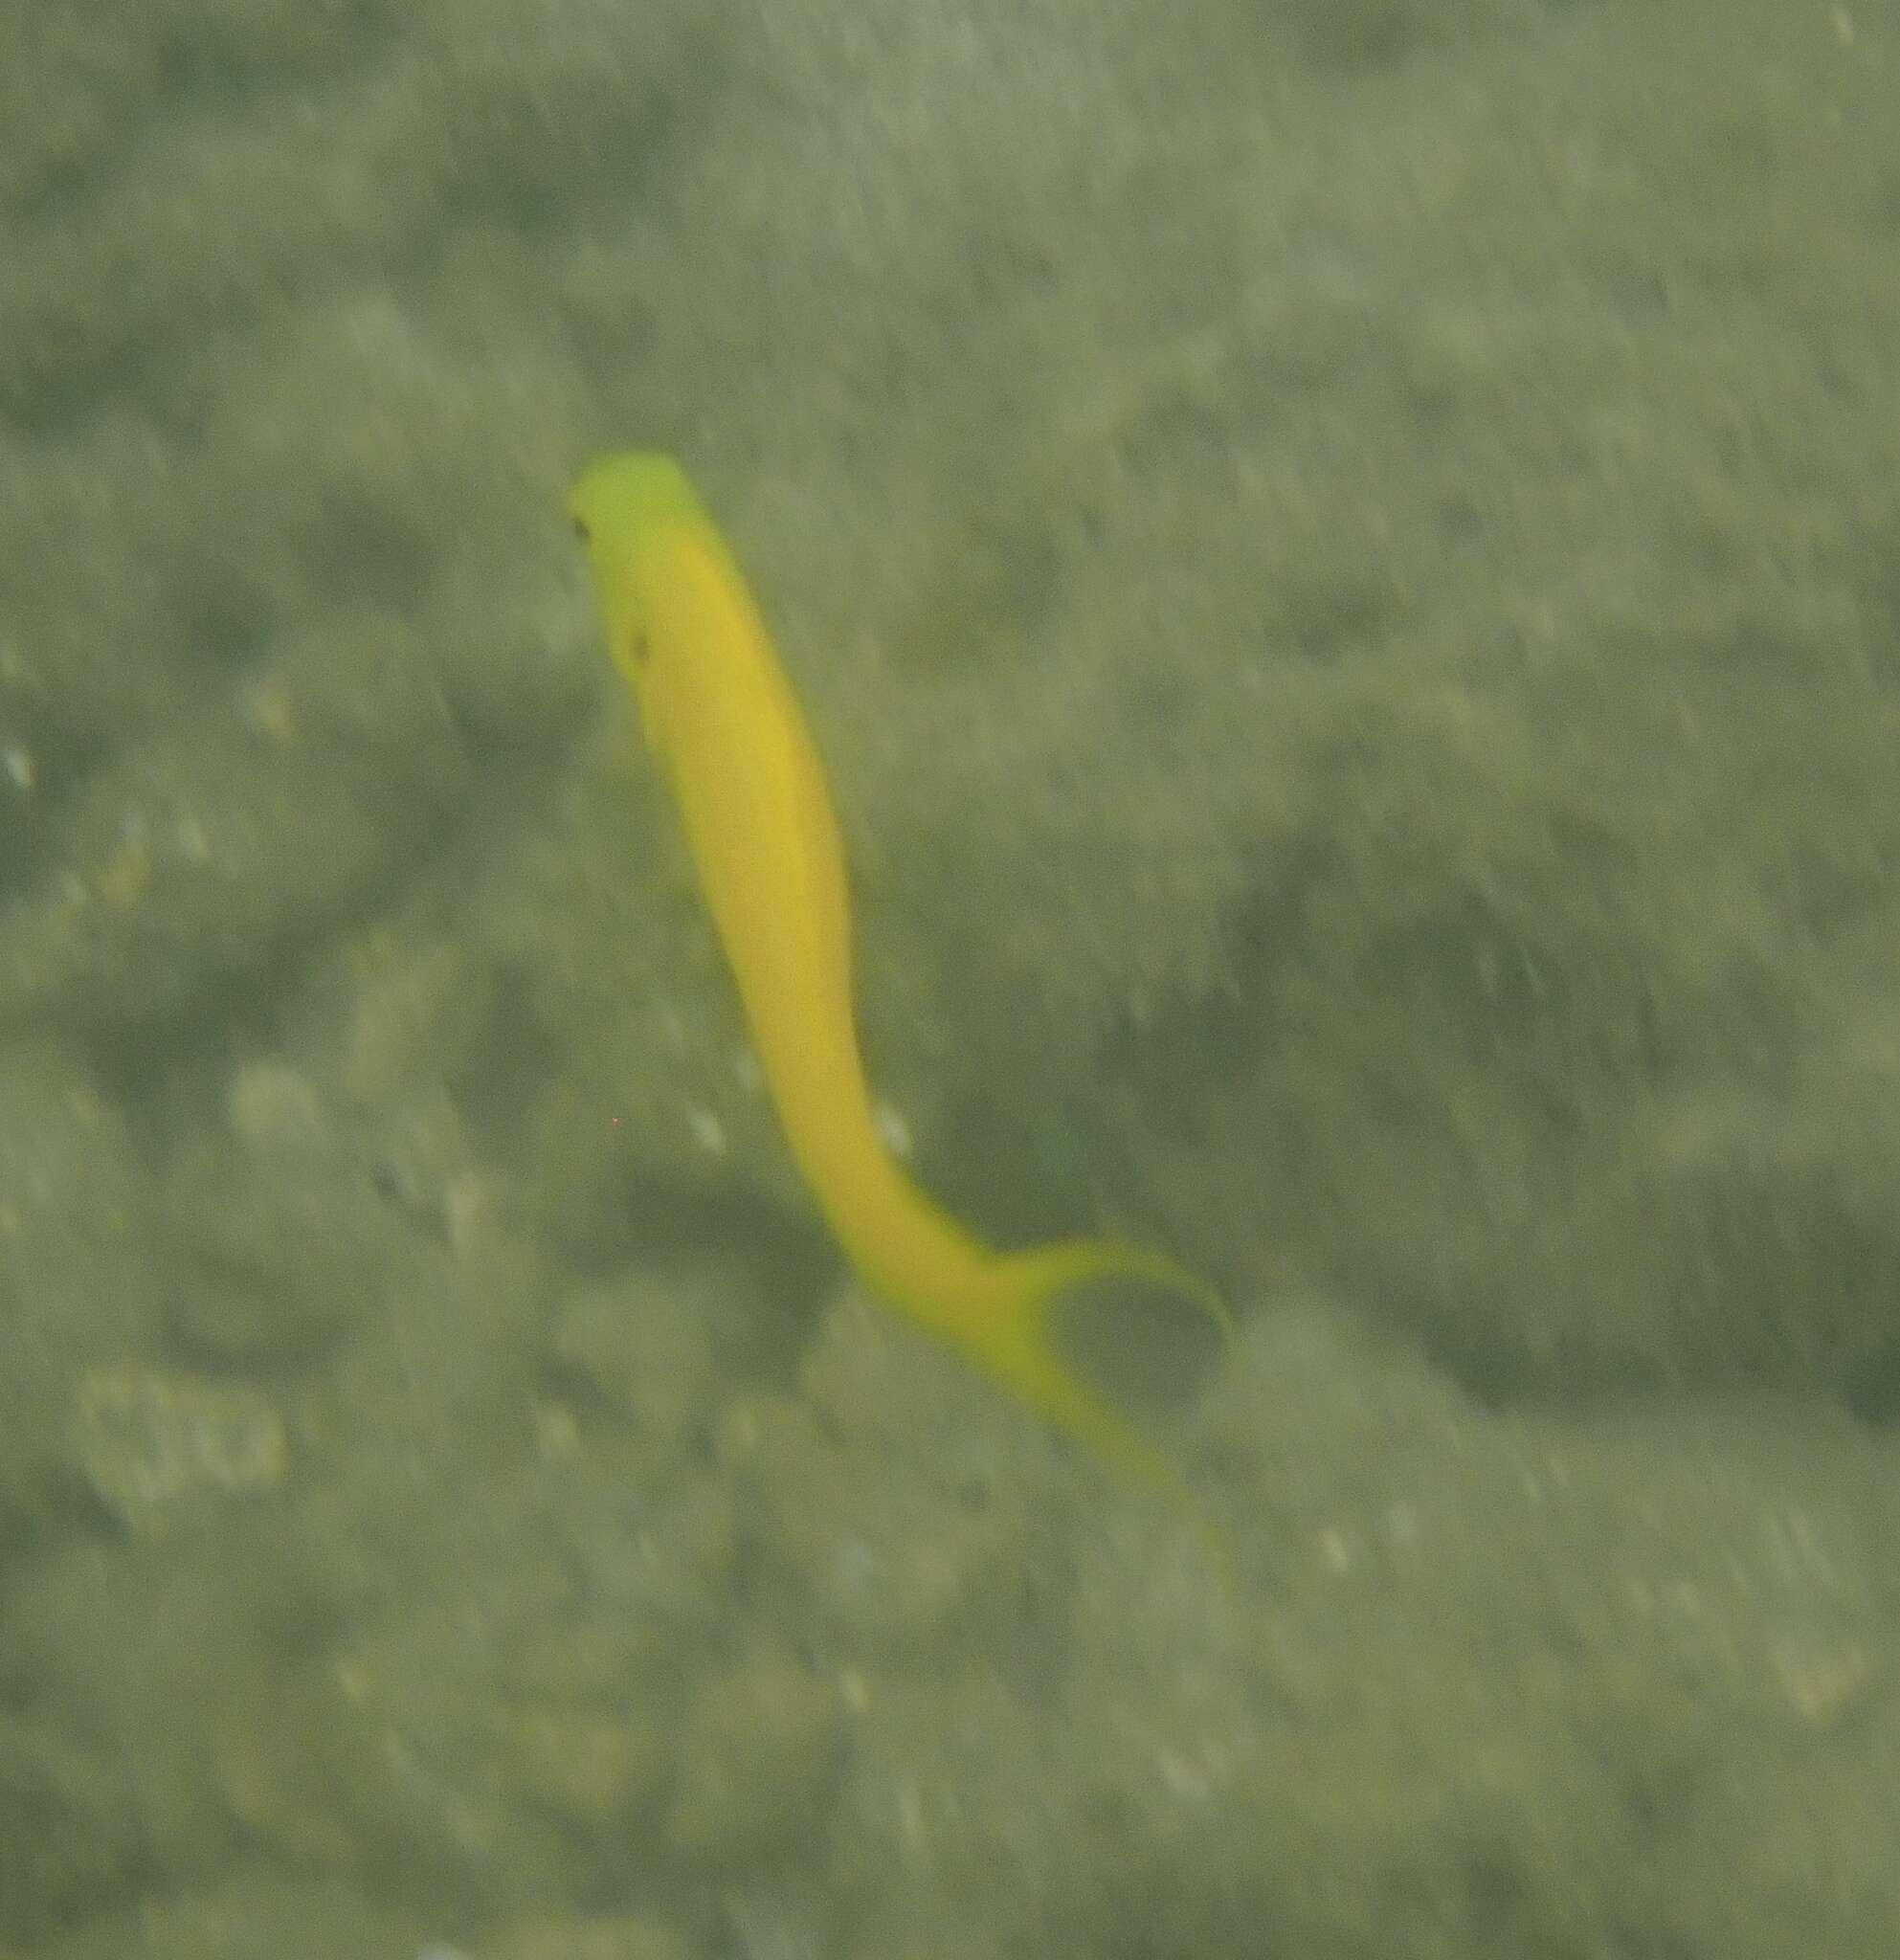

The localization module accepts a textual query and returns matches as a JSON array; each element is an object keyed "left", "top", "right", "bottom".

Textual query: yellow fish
[{"left": 570, "top": 453, "right": 1227, "bottom": 1483}]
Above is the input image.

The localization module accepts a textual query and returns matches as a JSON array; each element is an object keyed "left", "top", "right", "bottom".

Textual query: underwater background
[{"left": 3, "top": 0, "right": 1899, "bottom": 1953}]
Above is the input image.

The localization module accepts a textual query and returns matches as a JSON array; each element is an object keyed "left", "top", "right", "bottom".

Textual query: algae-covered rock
[
  {"left": 663, "top": 1640, "right": 843, "bottom": 1864},
  {"left": 0, "top": 1038, "right": 162, "bottom": 1531},
  {"left": 546, "top": 1271, "right": 725, "bottom": 1482},
  {"left": 502, "top": 1702, "right": 669, "bottom": 1837},
  {"left": 68, "top": 1366, "right": 287, "bottom": 1538},
  {"left": 0, "top": 1525, "right": 280, "bottom": 1944},
  {"left": 717, "top": 1288, "right": 1053, "bottom": 1657},
  {"left": 479, "top": 1912, "right": 695, "bottom": 1960},
  {"left": 157, "top": 1137, "right": 412, "bottom": 1365},
  {"left": 0, "top": 611, "right": 469, "bottom": 1036},
  {"left": 34, "top": 1872, "right": 418, "bottom": 1960},
  {"left": 0, "top": 1712, "right": 145, "bottom": 1944}
]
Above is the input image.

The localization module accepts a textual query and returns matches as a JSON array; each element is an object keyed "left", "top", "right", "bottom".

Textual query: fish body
[{"left": 570, "top": 453, "right": 1225, "bottom": 1480}]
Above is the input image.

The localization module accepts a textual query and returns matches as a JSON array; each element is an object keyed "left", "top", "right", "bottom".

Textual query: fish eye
[
  {"left": 626, "top": 630, "right": 650, "bottom": 668},
  {"left": 570, "top": 515, "right": 591, "bottom": 543}
]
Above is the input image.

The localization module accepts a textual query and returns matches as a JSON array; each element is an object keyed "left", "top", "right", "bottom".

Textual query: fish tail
[{"left": 972, "top": 1236, "right": 1234, "bottom": 1492}]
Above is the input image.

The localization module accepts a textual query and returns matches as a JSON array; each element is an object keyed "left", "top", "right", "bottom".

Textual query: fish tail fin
[{"left": 973, "top": 1237, "right": 1234, "bottom": 1494}]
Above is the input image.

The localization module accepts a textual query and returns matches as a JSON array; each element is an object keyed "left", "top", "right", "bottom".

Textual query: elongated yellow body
[{"left": 570, "top": 453, "right": 1224, "bottom": 1480}]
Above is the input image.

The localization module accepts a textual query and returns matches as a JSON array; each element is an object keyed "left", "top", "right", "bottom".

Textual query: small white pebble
[{"left": 873, "top": 1102, "right": 912, "bottom": 1158}]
